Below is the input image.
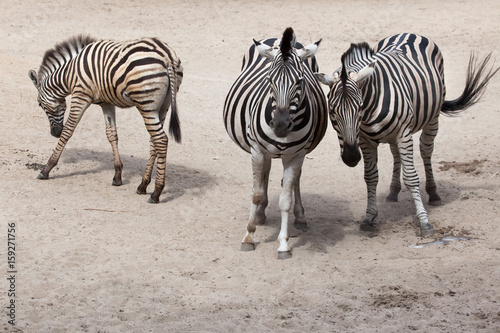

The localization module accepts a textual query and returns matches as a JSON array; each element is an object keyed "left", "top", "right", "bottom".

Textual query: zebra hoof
[
  {"left": 420, "top": 224, "right": 435, "bottom": 237},
  {"left": 428, "top": 196, "right": 442, "bottom": 206},
  {"left": 255, "top": 215, "right": 267, "bottom": 226},
  {"left": 241, "top": 242, "right": 255, "bottom": 251},
  {"left": 278, "top": 251, "right": 292, "bottom": 260},
  {"left": 37, "top": 171, "right": 48, "bottom": 180},
  {"left": 428, "top": 192, "right": 442, "bottom": 206},
  {"left": 294, "top": 220, "right": 308, "bottom": 231},
  {"left": 386, "top": 193, "right": 398, "bottom": 202},
  {"left": 147, "top": 196, "right": 159, "bottom": 204},
  {"left": 360, "top": 221, "right": 376, "bottom": 232},
  {"left": 429, "top": 199, "right": 442, "bottom": 206},
  {"left": 112, "top": 179, "right": 122, "bottom": 186}
]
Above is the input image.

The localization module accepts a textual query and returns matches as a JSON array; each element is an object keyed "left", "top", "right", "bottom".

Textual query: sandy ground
[{"left": 1, "top": 0, "right": 500, "bottom": 332}]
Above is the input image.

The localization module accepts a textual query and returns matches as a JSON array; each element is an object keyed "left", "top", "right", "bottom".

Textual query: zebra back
[
  {"left": 33, "top": 36, "right": 183, "bottom": 142},
  {"left": 358, "top": 33, "right": 446, "bottom": 139}
]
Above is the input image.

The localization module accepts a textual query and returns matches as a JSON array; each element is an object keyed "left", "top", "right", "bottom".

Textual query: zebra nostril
[{"left": 269, "top": 120, "right": 275, "bottom": 128}]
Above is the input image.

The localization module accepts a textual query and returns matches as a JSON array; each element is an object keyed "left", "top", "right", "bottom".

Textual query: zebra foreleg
[
  {"left": 420, "top": 120, "right": 442, "bottom": 206},
  {"left": 398, "top": 136, "right": 435, "bottom": 237},
  {"left": 293, "top": 168, "right": 307, "bottom": 231},
  {"left": 38, "top": 94, "right": 91, "bottom": 180},
  {"left": 386, "top": 143, "right": 402, "bottom": 202},
  {"left": 101, "top": 104, "right": 123, "bottom": 186},
  {"left": 360, "top": 143, "right": 379, "bottom": 231},
  {"left": 242, "top": 149, "right": 271, "bottom": 251},
  {"left": 276, "top": 154, "right": 306, "bottom": 259}
]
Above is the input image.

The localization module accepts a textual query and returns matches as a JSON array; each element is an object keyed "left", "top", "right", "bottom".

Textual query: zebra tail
[
  {"left": 441, "top": 52, "right": 499, "bottom": 115},
  {"left": 168, "top": 65, "right": 182, "bottom": 143}
]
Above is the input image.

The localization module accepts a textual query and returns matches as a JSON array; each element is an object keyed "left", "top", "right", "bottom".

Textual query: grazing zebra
[
  {"left": 315, "top": 33, "right": 498, "bottom": 236},
  {"left": 29, "top": 35, "right": 183, "bottom": 203},
  {"left": 223, "top": 27, "right": 328, "bottom": 258}
]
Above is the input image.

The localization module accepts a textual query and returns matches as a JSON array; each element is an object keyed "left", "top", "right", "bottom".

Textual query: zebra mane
[
  {"left": 280, "top": 27, "right": 296, "bottom": 59},
  {"left": 340, "top": 42, "right": 374, "bottom": 84},
  {"left": 38, "top": 35, "right": 97, "bottom": 78}
]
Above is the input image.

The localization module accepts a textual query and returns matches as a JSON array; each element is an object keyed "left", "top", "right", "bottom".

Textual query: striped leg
[
  {"left": 398, "top": 134, "right": 435, "bottom": 237},
  {"left": 137, "top": 138, "right": 156, "bottom": 195},
  {"left": 242, "top": 148, "right": 271, "bottom": 251},
  {"left": 293, "top": 168, "right": 307, "bottom": 231},
  {"left": 277, "top": 154, "right": 306, "bottom": 259},
  {"left": 360, "top": 142, "right": 379, "bottom": 231},
  {"left": 38, "top": 93, "right": 91, "bottom": 180},
  {"left": 386, "top": 143, "right": 402, "bottom": 202},
  {"left": 134, "top": 85, "right": 170, "bottom": 203},
  {"left": 147, "top": 125, "right": 168, "bottom": 204},
  {"left": 256, "top": 156, "right": 271, "bottom": 226},
  {"left": 420, "top": 118, "right": 442, "bottom": 206},
  {"left": 101, "top": 104, "right": 123, "bottom": 186},
  {"left": 136, "top": 98, "right": 169, "bottom": 196}
]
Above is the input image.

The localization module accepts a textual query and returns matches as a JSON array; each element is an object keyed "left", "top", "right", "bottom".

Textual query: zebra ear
[
  {"left": 297, "top": 39, "right": 322, "bottom": 60},
  {"left": 350, "top": 61, "right": 376, "bottom": 83},
  {"left": 29, "top": 69, "right": 39, "bottom": 87},
  {"left": 314, "top": 72, "right": 340, "bottom": 87},
  {"left": 254, "top": 39, "right": 278, "bottom": 60}
]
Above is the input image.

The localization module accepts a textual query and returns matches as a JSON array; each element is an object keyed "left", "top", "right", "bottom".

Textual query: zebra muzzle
[
  {"left": 51, "top": 125, "right": 63, "bottom": 138},
  {"left": 270, "top": 111, "right": 293, "bottom": 138},
  {"left": 342, "top": 143, "right": 361, "bottom": 167}
]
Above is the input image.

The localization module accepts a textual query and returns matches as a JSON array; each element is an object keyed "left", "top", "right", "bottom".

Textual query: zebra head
[
  {"left": 315, "top": 43, "right": 376, "bottom": 167},
  {"left": 28, "top": 35, "right": 95, "bottom": 138},
  {"left": 255, "top": 27, "right": 321, "bottom": 138},
  {"left": 29, "top": 69, "right": 66, "bottom": 138}
]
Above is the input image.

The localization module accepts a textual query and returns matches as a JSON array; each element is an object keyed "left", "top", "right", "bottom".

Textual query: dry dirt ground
[{"left": 1, "top": 1, "right": 500, "bottom": 332}]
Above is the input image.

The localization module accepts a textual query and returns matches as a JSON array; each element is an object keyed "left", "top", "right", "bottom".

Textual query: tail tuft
[
  {"left": 442, "top": 52, "right": 499, "bottom": 115},
  {"left": 169, "top": 103, "right": 181, "bottom": 143},
  {"left": 168, "top": 64, "right": 182, "bottom": 143}
]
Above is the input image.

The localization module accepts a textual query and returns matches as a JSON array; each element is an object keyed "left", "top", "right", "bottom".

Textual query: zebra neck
[{"left": 41, "top": 64, "right": 71, "bottom": 99}]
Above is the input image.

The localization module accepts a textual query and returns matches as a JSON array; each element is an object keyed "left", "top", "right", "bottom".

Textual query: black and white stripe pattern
[
  {"left": 223, "top": 27, "right": 328, "bottom": 258},
  {"left": 316, "top": 33, "right": 498, "bottom": 236},
  {"left": 29, "top": 35, "right": 183, "bottom": 203}
]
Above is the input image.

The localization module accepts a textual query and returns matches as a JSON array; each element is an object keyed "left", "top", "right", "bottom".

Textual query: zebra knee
[{"left": 252, "top": 192, "right": 263, "bottom": 205}]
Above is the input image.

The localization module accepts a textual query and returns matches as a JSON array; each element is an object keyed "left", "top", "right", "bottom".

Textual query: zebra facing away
[
  {"left": 315, "top": 33, "right": 498, "bottom": 236},
  {"left": 224, "top": 28, "right": 328, "bottom": 259},
  {"left": 29, "top": 35, "right": 183, "bottom": 203}
]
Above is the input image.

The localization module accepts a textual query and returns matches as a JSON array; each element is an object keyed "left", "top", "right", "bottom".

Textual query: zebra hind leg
[
  {"left": 137, "top": 138, "right": 157, "bottom": 195},
  {"left": 134, "top": 84, "right": 172, "bottom": 203},
  {"left": 137, "top": 98, "right": 170, "bottom": 196},
  {"left": 255, "top": 156, "right": 271, "bottom": 226},
  {"left": 386, "top": 143, "right": 401, "bottom": 202},
  {"left": 293, "top": 168, "right": 307, "bottom": 231},
  {"left": 147, "top": 132, "right": 168, "bottom": 203},
  {"left": 398, "top": 135, "right": 435, "bottom": 237},
  {"left": 420, "top": 120, "right": 442, "bottom": 206}
]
